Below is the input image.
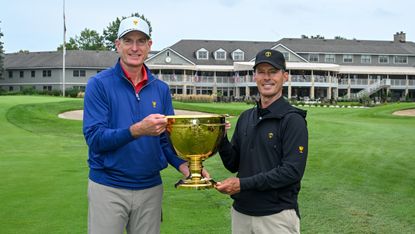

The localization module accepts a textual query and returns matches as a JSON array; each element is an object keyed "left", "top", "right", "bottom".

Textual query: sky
[{"left": 1, "top": 0, "right": 414, "bottom": 53}]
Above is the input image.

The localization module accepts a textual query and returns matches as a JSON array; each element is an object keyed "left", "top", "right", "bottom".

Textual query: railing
[
  {"left": 290, "top": 75, "right": 311, "bottom": 82},
  {"left": 157, "top": 75, "right": 414, "bottom": 90},
  {"left": 349, "top": 79, "right": 391, "bottom": 99}
]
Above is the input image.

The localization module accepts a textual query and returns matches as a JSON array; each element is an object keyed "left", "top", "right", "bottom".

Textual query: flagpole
[{"left": 62, "top": 0, "right": 66, "bottom": 97}]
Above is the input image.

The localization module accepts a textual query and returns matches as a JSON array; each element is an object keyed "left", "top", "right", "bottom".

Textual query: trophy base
[{"left": 175, "top": 178, "right": 216, "bottom": 190}]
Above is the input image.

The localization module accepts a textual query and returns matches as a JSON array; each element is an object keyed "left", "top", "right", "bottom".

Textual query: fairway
[{"left": 1, "top": 96, "right": 414, "bottom": 233}]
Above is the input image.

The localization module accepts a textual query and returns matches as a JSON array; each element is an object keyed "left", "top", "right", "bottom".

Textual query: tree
[
  {"left": 57, "top": 38, "right": 79, "bottom": 51},
  {"left": 102, "top": 17, "right": 121, "bottom": 50},
  {"left": 57, "top": 29, "right": 105, "bottom": 51},
  {"left": 334, "top": 36, "right": 347, "bottom": 40},
  {"left": 301, "top": 35, "right": 325, "bottom": 39},
  {"left": 103, "top": 13, "right": 153, "bottom": 50},
  {"left": 76, "top": 28, "right": 106, "bottom": 50},
  {"left": 310, "top": 35, "right": 325, "bottom": 39},
  {"left": 0, "top": 21, "right": 4, "bottom": 80}
]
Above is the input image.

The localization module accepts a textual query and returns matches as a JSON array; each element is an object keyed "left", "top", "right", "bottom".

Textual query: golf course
[{"left": 0, "top": 95, "right": 414, "bottom": 233}]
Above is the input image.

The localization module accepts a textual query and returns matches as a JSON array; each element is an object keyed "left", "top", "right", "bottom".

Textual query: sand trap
[{"left": 392, "top": 109, "right": 415, "bottom": 117}]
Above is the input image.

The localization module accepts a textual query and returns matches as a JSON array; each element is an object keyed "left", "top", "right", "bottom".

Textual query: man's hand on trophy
[
  {"left": 165, "top": 117, "right": 175, "bottom": 134},
  {"left": 225, "top": 120, "right": 231, "bottom": 130},
  {"left": 178, "top": 162, "right": 211, "bottom": 179},
  {"left": 130, "top": 114, "right": 167, "bottom": 138},
  {"left": 215, "top": 177, "right": 240, "bottom": 195},
  {"left": 201, "top": 167, "right": 210, "bottom": 179},
  {"left": 178, "top": 162, "right": 190, "bottom": 178}
]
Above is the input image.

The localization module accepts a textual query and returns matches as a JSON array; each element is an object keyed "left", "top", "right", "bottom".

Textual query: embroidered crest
[
  {"left": 265, "top": 51, "right": 272, "bottom": 57},
  {"left": 298, "top": 146, "right": 304, "bottom": 154},
  {"left": 133, "top": 20, "right": 138, "bottom": 25},
  {"left": 152, "top": 101, "right": 157, "bottom": 108},
  {"left": 268, "top": 132, "right": 274, "bottom": 139}
]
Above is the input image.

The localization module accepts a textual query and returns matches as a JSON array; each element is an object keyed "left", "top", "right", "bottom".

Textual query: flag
[
  {"left": 194, "top": 71, "right": 199, "bottom": 82},
  {"left": 63, "top": 13, "right": 66, "bottom": 34},
  {"left": 63, "top": 0, "right": 66, "bottom": 44},
  {"left": 235, "top": 71, "right": 240, "bottom": 83},
  {"left": 173, "top": 71, "right": 177, "bottom": 81}
]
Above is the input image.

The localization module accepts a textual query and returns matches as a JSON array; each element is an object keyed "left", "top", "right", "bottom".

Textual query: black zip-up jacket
[{"left": 218, "top": 97, "right": 308, "bottom": 217}]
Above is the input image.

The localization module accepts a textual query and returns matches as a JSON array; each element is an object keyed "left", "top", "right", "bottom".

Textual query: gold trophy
[{"left": 166, "top": 114, "right": 226, "bottom": 189}]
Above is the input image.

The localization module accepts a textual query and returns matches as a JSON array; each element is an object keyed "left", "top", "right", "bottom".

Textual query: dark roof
[
  {"left": 277, "top": 38, "right": 415, "bottom": 55},
  {"left": 5, "top": 50, "right": 119, "bottom": 69},
  {"left": 169, "top": 39, "right": 276, "bottom": 65}
]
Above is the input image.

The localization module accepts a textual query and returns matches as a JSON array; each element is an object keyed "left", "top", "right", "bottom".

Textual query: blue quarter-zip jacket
[{"left": 83, "top": 59, "right": 185, "bottom": 190}]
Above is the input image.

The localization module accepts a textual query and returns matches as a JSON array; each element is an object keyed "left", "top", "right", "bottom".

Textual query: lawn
[{"left": 0, "top": 96, "right": 414, "bottom": 233}]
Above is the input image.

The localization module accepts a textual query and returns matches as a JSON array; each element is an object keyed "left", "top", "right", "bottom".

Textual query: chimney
[{"left": 394, "top": 31, "right": 406, "bottom": 43}]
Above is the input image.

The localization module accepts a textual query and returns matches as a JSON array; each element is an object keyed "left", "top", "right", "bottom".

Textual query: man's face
[
  {"left": 254, "top": 63, "right": 288, "bottom": 100},
  {"left": 115, "top": 31, "right": 152, "bottom": 69}
]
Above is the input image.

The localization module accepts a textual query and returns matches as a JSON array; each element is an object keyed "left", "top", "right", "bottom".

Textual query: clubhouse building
[{"left": 2, "top": 32, "right": 415, "bottom": 101}]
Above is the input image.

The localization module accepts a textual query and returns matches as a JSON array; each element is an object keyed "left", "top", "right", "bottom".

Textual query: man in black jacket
[{"left": 216, "top": 49, "right": 308, "bottom": 234}]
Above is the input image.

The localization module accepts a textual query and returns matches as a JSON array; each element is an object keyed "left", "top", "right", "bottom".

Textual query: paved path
[{"left": 58, "top": 109, "right": 208, "bottom": 121}]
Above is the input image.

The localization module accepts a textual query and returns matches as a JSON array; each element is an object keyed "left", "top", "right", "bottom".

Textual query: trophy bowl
[{"left": 166, "top": 114, "right": 226, "bottom": 189}]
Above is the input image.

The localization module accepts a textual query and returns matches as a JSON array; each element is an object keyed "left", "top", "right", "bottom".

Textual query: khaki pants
[
  {"left": 88, "top": 179, "right": 163, "bottom": 234},
  {"left": 231, "top": 207, "right": 300, "bottom": 234}
]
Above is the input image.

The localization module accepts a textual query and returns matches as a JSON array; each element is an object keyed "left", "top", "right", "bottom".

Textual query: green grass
[{"left": 1, "top": 96, "right": 415, "bottom": 233}]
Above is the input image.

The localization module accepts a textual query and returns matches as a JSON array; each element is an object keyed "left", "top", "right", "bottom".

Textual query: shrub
[{"left": 172, "top": 94, "right": 216, "bottom": 103}]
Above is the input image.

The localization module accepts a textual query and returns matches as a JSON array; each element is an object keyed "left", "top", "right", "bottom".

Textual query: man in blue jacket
[
  {"left": 216, "top": 49, "right": 308, "bottom": 233},
  {"left": 83, "top": 16, "right": 201, "bottom": 234}
]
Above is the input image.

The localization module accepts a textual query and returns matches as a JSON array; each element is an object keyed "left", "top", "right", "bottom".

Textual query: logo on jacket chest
[{"left": 152, "top": 101, "right": 157, "bottom": 108}]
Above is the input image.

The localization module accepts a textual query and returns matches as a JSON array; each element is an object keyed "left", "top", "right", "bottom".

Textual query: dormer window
[
  {"left": 214, "top": 48, "right": 226, "bottom": 60},
  {"left": 196, "top": 48, "right": 209, "bottom": 60},
  {"left": 232, "top": 49, "right": 244, "bottom": 61}
]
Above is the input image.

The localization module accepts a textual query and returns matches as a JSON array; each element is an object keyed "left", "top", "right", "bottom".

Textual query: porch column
[
  {"left": 347, "top": 74, "right": 351, "bottom": 99},
  {"left": 327, "top": 73, "right": 332, "bottom": 100},
  {"left": 182, "top": 71, "right": 187, "bottom": 95},
  {"left": 213, "top": 71, "right": 217, "bottom": 95},
  {"left": 183, "top": 85, "right": 187, "bottom": 95},
  {"left": 405, "top": 75, "right": 409, "bottom": 96},
  {"left": 310, "top": 70, "right": 315, "bottom": 99},
  {"left": 287, "top": 71, "right": 292, "bottom": 99},
  {"left": 235, "top": 86, "right": 240, "bottom": 98}
]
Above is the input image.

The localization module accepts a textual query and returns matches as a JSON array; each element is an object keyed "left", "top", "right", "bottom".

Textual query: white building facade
[{"left": 2, "top": 32, "right": 415, "bottom": 101}]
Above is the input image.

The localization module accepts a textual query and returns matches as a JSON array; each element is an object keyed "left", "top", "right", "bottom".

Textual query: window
[
  {"left": 282, "top": 52, "right": 289, "bottom": 61},
  {"left": 324, "top": 54, "right": 335, "bottom": 63},
  {"left": 73, "top": 70, "right": 86, "bottom": 77},
  {"left": 8, "top": 71, "right": 13, "bottom": 78},
  {"left": 166, "top": 51, "right": 170, "bottom": 57},
  {"left": 361, "top": 55, "right": 371, "bottom": 64},
  {"left": 232, "top": 50, "right": 244, "bottom": 61},
  {"left": 343, "top": 55, "right": 353, "bottom": 63},
  {"left": 214, "top": 49, "right": 226, "bottom": 60},
  {"left": 196, "top": 48, "right": 208, "bottom": 60},
  {"left": 378, "top": 55, "right": 389, "bottom": 64},
  {"left": 42, "top": 70, "right": 51, "bottom": 77},
  {"left": 43, "top": 86, "right": 52, "bottom": 91},
  {"left": 31, "top": 70, "right": 36, "bottom": 77},
  {"left": 394, "top": 56, "right": 407, "bottom": 64},
  {"left": 19, "top": 71, "right": 24, "bottom": 78},
  {"left": 309, "top": 54, "right": 319, "bottom": 62}
]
